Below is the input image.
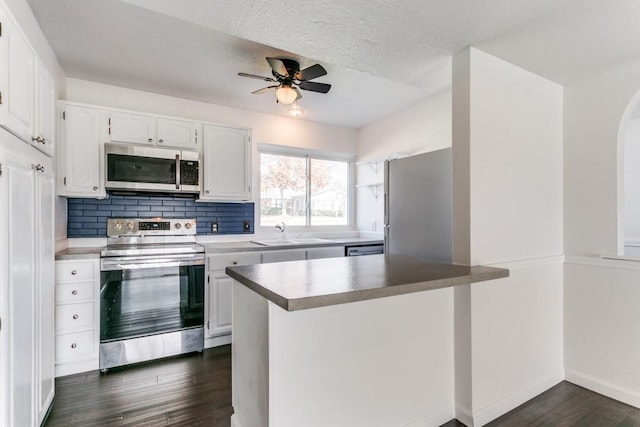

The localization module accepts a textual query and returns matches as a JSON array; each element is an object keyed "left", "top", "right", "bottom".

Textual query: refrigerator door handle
[
  {"left": 383, "top": 160, "right": 390, "bottom": 225},
  {"left": 383, "top": 225, "right": 390, "bottom": 254}
]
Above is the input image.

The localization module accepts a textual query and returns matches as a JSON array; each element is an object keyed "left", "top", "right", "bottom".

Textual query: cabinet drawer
[
  {"left": 56, "top": 302, "right": 95, "bottom": 331},
  {"left": 56, "top": 330, "right": 96, "bottom": 361},
  {"left": 208, "top": 253, "right": 261, "bottom": 271},
  {"left": 55, "top": 261, "right": 95, "bottom": 282},
  {"left": 56, "top": 281, "right": 95, "bottom": 304}
]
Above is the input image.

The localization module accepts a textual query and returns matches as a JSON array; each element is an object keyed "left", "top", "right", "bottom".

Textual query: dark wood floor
[
  {"left": 442, "top": 382, "right": 640, "bottom": 427},
  {"left": 44, "top": 345, "right": 232, "bottom": 426},
  {"left": 46, "top": 345, "right": 640, "bottom": 426}
]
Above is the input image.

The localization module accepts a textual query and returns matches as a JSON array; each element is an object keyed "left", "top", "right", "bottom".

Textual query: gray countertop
[
  {"left": 203, "top": 237, "right": 382, "bottom": 253},
  {"left": 55, "top": 247, "right": 104, "bottom": 260},
  {"left": 226, "top": 254, "right": 509, "bottom": 311}
]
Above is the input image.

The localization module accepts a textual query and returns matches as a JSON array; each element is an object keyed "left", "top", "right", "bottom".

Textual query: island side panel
[
  {"left": 267, "top": 288, "right": 455, "bottom": 427},
  {"left": 231, "top": 281, "right": 269, "bottom": 427}
]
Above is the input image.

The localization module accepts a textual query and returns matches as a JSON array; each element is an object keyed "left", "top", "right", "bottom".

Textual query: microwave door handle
[{"left": 175, "top": 154, "right": 181, "bottom": 190}]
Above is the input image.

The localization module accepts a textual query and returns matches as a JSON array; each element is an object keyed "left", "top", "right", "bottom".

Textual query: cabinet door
[
  {"left": 306, "top": 246, "right": 345, "bottom": 259},
  {"left": 59, "top": 104, "right": 104, "bottom": 197},
  {"left": 157, "top": 118, "right": 201, "bottom": 149},
  {"left": 208, "top": 272, "right": 234, "bottom": 337},
  {"left": 35, "top": 167, "right": 55, "bottom": 423},
  {"left": 201, "top": 125, "right": 251, "bottom": 201},
  {"left": 2, "top": 152, "right": 36, "bottom": 427},
  {"left": 261, "top": 250, "right": 306, "bottom": 264},
  {"left": 0, "top": 11, "right": 35, "bottom": 143},
  {"left": 34, "top": 60, "right": 55, "bottom": 157},
  {"left": 109, "top": 111, "right": 156, "bottom": 145}
]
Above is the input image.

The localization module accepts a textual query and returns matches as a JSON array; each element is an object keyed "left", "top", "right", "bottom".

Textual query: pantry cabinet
[
  {"left": 201, "top": 125, "right": 252, "bottom": 201},
  {"left": 0, "top": 9, "right": 55, "bottom": 156},
  {"left": 0, "top": 131, "right": 55, "bottom": 427}
]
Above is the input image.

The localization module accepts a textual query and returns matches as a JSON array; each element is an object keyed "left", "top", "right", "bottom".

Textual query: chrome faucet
[{"left": 275, "top": 222, "right": 286, "bottom": 233}]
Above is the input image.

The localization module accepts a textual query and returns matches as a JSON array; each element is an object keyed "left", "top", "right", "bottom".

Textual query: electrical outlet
[
  {"left": 243, "top": 220, "right": 251, "bottom": 232},
  {"left": 211, "top": 221, "right": 219, "bottom": 233}
]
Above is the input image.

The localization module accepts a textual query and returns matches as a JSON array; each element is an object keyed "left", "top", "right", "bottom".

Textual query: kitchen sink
[{"left": 251, "top": 238, "right": 330, "bottom": 246}]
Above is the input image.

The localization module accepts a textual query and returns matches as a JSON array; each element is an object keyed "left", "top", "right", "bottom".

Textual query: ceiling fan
[{"left": 238, "top": 57, "right": 331, "bottom": 105}]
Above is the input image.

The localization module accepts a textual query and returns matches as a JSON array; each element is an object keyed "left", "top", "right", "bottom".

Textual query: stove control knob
[
  {"left": 175, "top": 223, "right": 182, "bottom": 229},
  {"left": 127, "top": 222, "right": 134, "bottom": 231},
  {"left": 113, "top": 223, "right": 122, "bottom": 231},
  {"left": 185, "top": 222, "right": 192, "bottom": 230}
]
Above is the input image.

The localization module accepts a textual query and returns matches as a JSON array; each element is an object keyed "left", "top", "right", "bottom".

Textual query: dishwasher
[{"left": 345, "top": 243, "right": 384, "bottom": 256}]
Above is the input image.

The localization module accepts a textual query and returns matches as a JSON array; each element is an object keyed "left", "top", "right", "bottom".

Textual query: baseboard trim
[
  {"left": 472, "top": 369, "right": 564, "bottom": 426},
  {"left": 55, "top": 358, "right": 98, "bottom": 377},
  {"left": 455, "top": 404, "right": 474, "bottom": 427},
  {"left": 403, "top": 406, "right": 454, "bottom": 427},
  {"left": 566, "top": 369, "right": 640, "bottom": 409}
]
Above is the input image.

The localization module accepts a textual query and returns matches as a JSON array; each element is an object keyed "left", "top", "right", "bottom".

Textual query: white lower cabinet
[
  {"left": 0, "top": 131, "right": 54, "bottom": 427},
  {"left": 206, "top": 252, "right": 261, "bottom": 343},
  {"left": 54, "top": 259, "right": 100, "bottom": 377}
]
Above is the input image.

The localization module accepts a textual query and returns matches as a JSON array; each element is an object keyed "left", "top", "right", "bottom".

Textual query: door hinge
[
  {"left": 63, "top": 176, "right": 66, "bottom": 186},
  {"left": 0, "top": 90, "right": 3, "bottom": 105},
  {"left": 207, "top": 321, "right": 210, "bottom": 329},
  {"left": 62, "top": 111, "right": 65, "bottom": 120},
  {"left": 108, "top": 117, "right": 111, "bottom": 135},
  {"left": 207, "top": 275, "right": 210, "bottom": 283},
  {"left": 195, "top": 129, "right": 198, "bottom": 144},
  {"left": 0, "top": 162, "right": 3, "bottom": 178},
  {"left": 0, "top": 22, "right": 3, "bottom": 38}
]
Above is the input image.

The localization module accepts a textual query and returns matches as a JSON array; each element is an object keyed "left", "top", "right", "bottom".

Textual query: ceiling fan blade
[
  {"left": 298, "top": 81, "right": 331, "bottom": 94},
  {"left": 266, "top": 57, "right": 289, "bottom": 77},
  {"left": 252, "top": 85, "right": 279, "bottom": 94},
  {"left": 238, "top": 72, "right": 276, "bottom": 82},
  {"left": 294, "top": 64, "right": 327, "bottom": 81}
]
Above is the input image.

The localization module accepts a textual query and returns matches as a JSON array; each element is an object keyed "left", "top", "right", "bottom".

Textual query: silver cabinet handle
[
  {"left": 72, "top": 314, "right": 79, "bottom": 320},
  {"left": 205, "top": 190, "right": 210, "bottom": 194},
  {"left": 71, "top": 343, "right": 77, "bottom": 349},
  {"left": 32, "top": 164, "right": 45, "bottom": 172},
  {"left": 32, "top": 136, "right": 39, "bottom": 142},
  {"left": 158, "top": 139, "right": 164, "bottom": 143},
  {"left": 71, "top": 270, "right": 77, "bottom": 275},
  {"left": 72, "top": 290, "right": 78, "bottom": 295},
  {"left": 148, "top": 138, "right": 153, "bottom": 143},
  {"left": 232, "top": 261, "right": 238, "bottom": 265},
  {"left": 93, "top": 186, "right": 98, "bottom": 191}
]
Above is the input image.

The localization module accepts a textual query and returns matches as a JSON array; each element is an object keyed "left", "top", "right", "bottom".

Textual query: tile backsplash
[{"left": 67, "top": 195, "right": 254, "bottom": 238}]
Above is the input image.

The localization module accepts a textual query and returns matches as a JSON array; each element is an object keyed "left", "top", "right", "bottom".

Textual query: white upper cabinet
[
  {"left": 201, "top": 125, "right": 252, "bottom": 201},
  {"left": 34, "top": 59, "right": 55, "bottom": 156},
  {"left": 157, "top": 118, "right": 201, "bottom": 149},
  {"left": 0, "top": 8, "right": 35, "bottom": 144},
  {"left": 58, "top": 103, "right": 106, "bottom": 197},
  {"left": 109, "top": 112, "right": 201, "bottom": 150},
  {"left": 109, "top": 111, "right": 156, "bottom": 145}
]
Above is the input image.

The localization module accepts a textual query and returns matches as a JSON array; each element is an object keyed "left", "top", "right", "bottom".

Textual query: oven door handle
[{"left": 101, "top": 255, "right": 204, "bottom": 271}]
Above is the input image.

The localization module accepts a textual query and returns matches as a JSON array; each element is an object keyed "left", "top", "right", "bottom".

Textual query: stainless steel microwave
[{"left": 105, "top": 143, "right": 200, "bottom": 194}]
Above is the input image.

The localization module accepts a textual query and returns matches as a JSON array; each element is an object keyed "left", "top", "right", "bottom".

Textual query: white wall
[
  {"left": 452, "top": 48, "right": 564, "bottom": 426},
  {"left": 623, "top": 118, "right": 640, "bottom": 245},
  {"left": 563, "top": 59, "right": 640, "bottom": 409},
  {"left": 356, "top": 87, "right": 452, "bottom": 232}
]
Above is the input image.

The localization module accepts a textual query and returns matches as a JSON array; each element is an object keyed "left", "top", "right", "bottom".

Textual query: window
[{"left": 259, "top": 148, "right": 352, "bottom": 228}]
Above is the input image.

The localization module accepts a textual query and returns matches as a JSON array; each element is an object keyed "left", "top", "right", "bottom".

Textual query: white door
[
  {"left": 34, "top": 61, "right": 55, "bottom": 157},
  {"left": 109, "top": 111, "right": 156, "bottom": 145},
  {"left": 35, "top": 166, "right": 55, "bottom": 423},
  {"left": 4, "top": 153, "right": 36, "bottom": 427},
  {"left": 0, "top": 12, "right": 35, "bottom": 143},
  {"left": 202, "top": 125, "right": 251, "bottom": 201},
  {"left": 157, "top": 118, "right": 201, "bottom": 149},
  {"left": 59, "top": 105, "right": 103, "bottom": 196},
  {"left": 209, "top": 273, "right": 233, "bottom": 336}
]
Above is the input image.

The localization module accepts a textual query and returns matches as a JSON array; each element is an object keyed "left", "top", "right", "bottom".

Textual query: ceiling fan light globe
[{"left": 276, "top": 86, "right": 298, "bottom": 104}]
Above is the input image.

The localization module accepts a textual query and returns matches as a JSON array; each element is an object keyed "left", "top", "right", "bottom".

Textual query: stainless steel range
[{"left": 99, "top": 218, "right": 205, "bottom": 371}]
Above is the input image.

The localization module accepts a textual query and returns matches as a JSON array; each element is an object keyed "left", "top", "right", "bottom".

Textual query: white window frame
[{"left": 258, "top": 143, "right": 356, "bottom": 232}]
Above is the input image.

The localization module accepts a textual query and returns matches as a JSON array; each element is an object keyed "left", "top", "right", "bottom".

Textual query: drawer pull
[
  {"left": 71, "top": 343, "right": 77, "bottom": 349},
  {"left": 71, "top": 270, "right": 77, "bottom": 275},
  {"left": 232, "top": 261, "right": 238, "bottom": 265},
  {"left": 72, "top": 314, "right": 79, "bottom": 320},
  {"left": 72, "top": 290, "right": 78, "bottom": 295}
]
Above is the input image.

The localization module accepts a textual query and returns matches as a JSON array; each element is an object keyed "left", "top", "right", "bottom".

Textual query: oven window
[
  {"left": 107, "top": 154, "right": 176, "bottom": 185},
  {"left": 100, "top": 265, "right": 204, "bottom": 342}
]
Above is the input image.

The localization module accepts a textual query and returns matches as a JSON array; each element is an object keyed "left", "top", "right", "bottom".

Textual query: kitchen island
[{"left": 226, "top": 255, "right": 508, "bottom": 427}]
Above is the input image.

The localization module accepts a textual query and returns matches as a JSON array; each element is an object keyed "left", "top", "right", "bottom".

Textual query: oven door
[{"left": 105, "top": 143, "right": 181, "bottom": 192}]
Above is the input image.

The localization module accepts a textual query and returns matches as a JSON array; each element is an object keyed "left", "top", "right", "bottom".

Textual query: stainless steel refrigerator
[{"left": 383, "top": 148, "right": 452, "bottom": 262}]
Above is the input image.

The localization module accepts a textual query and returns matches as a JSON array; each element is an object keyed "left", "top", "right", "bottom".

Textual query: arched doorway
[{"left": 621, "top": 93, "right": 640, "bottom": 255}]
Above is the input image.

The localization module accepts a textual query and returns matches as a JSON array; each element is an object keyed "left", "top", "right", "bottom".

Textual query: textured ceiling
[{"left": 26, "top": 0, "right": 640, "bottom": 128}]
